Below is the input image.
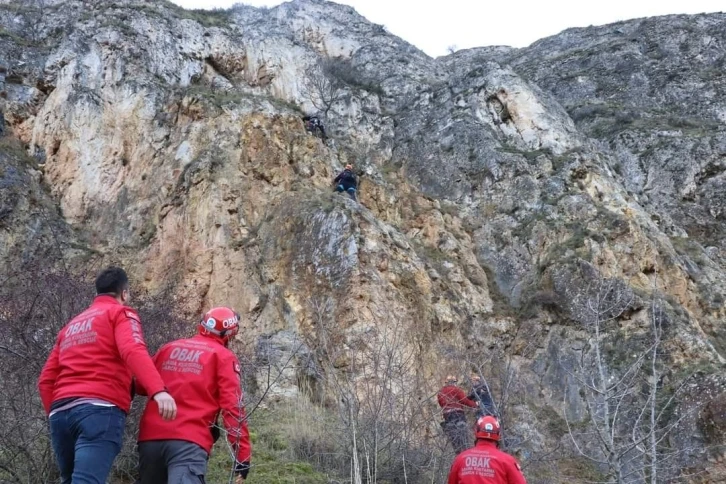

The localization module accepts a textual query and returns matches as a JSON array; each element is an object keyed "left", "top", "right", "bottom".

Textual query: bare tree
[
  {"left": 302, "top": 59, "right": 347, "bottom": 119},
  {"left": 9, "top": 0, "right": 49, "bottom": 45},
  {"left": 307, "top": 296, "right": 447, "bottom": 483},
  {"left": 561, "top": 264, "right": 710, "bottom": 483},
  {"left": 0, "top": 266, "right": 84, "bottom": 484},
  {"left": 208, "top": 331, "right": 308, "bottom": 483},
  {"left": 0, "top": 262, "right": 192, "bottom": 484}
]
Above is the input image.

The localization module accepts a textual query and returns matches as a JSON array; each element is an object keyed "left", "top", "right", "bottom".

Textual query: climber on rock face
[
  {"left": 313, "top": 116, "right": 326, "bottom": 139},
  {"left": 447, "top": 415, "right": 527, "bottom": 484},
  {"left": 303, "top": 114, "right": 326, "bottom": 140},
  {"left": 438, "top": 375, "right": 478, "bottom": 454},
  {"left": 334, "top": 164, "right": 358, "bottom": 201},
  {"left": 469, "top": 373, "right": 496, "bottom": 418}
]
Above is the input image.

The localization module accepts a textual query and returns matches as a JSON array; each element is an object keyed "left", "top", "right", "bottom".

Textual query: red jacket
[
  {"left": 447, "top": 440, "right": 527, "bottom": 484},
  {"left": 138, "top": 334, "right": 251, "bottom": 463},
  {"left": 38, "top": 295, "right": 166, "bottom": 414},
  {"left": 438, "top": 384, "right": 478, "bottom": 414}
]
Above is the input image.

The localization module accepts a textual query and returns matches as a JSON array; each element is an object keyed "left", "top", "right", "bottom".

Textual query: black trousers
[
  {"left": 442, "top": 411, "right": 470, "bottom": 454},
  {"left": 137, "top": 440, "right": 208, "bottom": 484}
]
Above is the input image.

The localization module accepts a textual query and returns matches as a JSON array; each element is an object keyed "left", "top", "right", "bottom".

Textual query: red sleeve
[
  {"left": 113, "top": 308, "right": 166, "bottom": 397},
  {"left": 505, "top": 456, "right": 527, "bottom": 484},
  {"left": 218, "top": 352, "right": 251, "bottom": 463},
  {"left": 454, "top": 387, "right": 477, "bottom": 408},
  {"left": 447, "top": 454, "right": 462, "bottom": 484},
  {"left": 38, "top": 334, "right": 61, "bottom": 414}
]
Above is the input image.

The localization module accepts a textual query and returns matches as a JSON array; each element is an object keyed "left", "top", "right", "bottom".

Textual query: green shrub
[
  {"left": 160, "top": 1, "right": 232, "bottom": 28},
  {"left": 179, "top": 8, "right": 231, "bottom": 28},
  {"left": 205, "top": 400, "right": 332, "bottom": 484}
]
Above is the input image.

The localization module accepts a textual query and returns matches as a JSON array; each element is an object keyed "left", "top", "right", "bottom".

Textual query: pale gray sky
[{"left": 171, "top": 0, "right": 725, "bottom": 57}]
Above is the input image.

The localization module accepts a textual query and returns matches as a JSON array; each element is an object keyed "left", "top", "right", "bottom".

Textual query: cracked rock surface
[{"left": 0, "top": 1, "right": 724, "bottom": 480}]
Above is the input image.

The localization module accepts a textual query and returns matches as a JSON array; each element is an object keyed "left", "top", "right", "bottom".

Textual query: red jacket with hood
[
  {"left": 137, "top": 334, "right": 251, "bottom": 464},
  {"left": 447, "top": 440, "right": 527, "bottom": 484},
  {"left": 38, "top": 295, "right": 166, "bottom": 414}
]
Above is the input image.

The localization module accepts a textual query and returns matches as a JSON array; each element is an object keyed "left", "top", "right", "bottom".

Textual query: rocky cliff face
[
  {"left": 1, "top": 1, "right": 724, "bottom": 482},
  {"left": 500, "top": 15, "right": 726, "bottom": 354}
]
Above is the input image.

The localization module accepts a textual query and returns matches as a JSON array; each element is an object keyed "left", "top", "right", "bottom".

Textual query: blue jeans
[
  {"left": 50, "top": 404, "right": 126, "bottom": 484},
  {"left": 336, "top": 184, "right": 357, "bottom": 200},
  {"left": 475, "top": 396, "right": 496, "bottom": 418}
]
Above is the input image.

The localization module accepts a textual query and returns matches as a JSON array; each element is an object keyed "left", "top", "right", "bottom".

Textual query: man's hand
[
  {"left": 152, "top": 391, "right": 177, "bottom": 420},
  {"left": 234, "top": 461, "right": 250, "bottom": 482}
]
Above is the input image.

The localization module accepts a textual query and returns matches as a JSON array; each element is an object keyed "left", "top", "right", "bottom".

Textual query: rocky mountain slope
[{"left": 0, "top": 1, "right": 724, "bottom": 482}]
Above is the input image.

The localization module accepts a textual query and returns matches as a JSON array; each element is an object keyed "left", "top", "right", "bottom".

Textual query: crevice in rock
[
  {"left": 487, "top": 93, "right": 511, "bottom": 124},
  {"left": 204, "top": 55, "right": 234, "bottom": 85}
]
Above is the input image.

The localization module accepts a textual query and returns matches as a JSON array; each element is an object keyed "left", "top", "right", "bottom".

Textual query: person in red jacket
[
  {"left": 447, "top": 415, "right": 527, "bottom": 484},
  {"left": 137, "top": 307, "right": 252, "bottom": 483},
  {"left": 38, "top": 266, "right": 177, "bottom": 484},
  {"left": 438, "top": 375, "right": 478, "bottom": 453}
]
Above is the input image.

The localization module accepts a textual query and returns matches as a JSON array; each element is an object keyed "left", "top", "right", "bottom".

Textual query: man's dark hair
[{"left": 95, "top": 266, "right": 129, "bottom": 295}]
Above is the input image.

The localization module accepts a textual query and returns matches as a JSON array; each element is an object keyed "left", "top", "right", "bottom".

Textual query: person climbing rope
[
  {"left": 447, "top": 415, "right": 527, "bottom": 483},
  {"left": 438, "top": 375, "right": 478, "bottom": 454},
  {"left": 334, "top": 164, "right": 358, "bottom": 201},
  {"left": 469, "top": 373, "right": 497, "bottom": 418}
]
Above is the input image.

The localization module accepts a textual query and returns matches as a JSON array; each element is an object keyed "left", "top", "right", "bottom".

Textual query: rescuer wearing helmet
[
  {"left": 447, "top": 416, "right": 527, "bottom": 484},
  {"left": 438, "top": 375, "right": 478, "bottom": 453},
  {"left": 136, "top": 307, "right": 252, "bottom": 483}
]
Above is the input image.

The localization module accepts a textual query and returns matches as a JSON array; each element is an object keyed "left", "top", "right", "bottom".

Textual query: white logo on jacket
[
  {"left": 169, "top": 347, "right": 204, "bottom": 363},
  {"left": 65, "top": 318, "right": 94, "bottom": 337},
  {"left": 465, "top": 456, "right": 491, "bottom": 468}
]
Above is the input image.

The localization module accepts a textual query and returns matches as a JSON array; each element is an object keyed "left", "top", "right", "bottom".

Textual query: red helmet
[
  {"left": 198, "top": 307, "right": 240, "bottom": 343},
  {"left": 475, "top": 415, "right": 501, "bottom": 441}
]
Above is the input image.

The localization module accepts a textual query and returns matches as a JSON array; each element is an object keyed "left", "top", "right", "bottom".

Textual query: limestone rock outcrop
[{"left": 1, "top": 1, "right": 724, "bottom": 481}]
